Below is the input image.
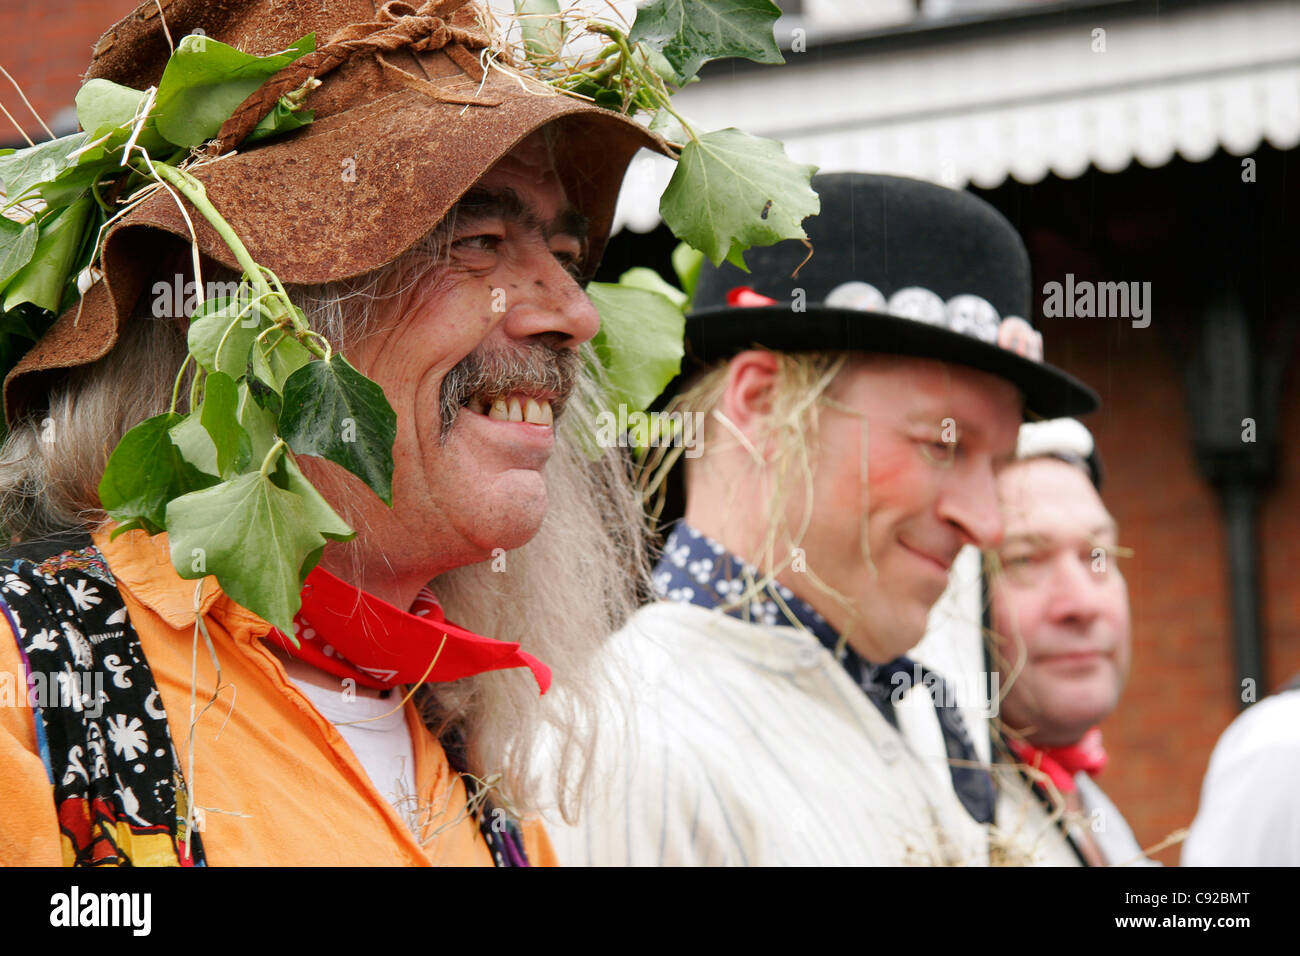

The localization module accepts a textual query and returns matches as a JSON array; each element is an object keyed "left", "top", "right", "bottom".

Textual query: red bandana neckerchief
[
  {"left": 1008, "top": 727, "right": 1108, "bottom": 795},
  {"left": 264, "top": 565, "right": 551, "bottom": 693}
]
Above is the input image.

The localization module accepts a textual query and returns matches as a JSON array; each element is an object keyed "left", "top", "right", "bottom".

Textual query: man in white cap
[{"left": 988, "top": 418, "right": 1154, "bottom": 866}]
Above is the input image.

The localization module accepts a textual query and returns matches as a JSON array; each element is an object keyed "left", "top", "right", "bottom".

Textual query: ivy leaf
[
  {"left": 76, "top": 78, "right": 146, "bottom": 132},
  {"left": 629, "top": 0, "right": 783, "bottom": 84},
  {"left": 74, "top": 79, "right": 171, "bottom": 158},
  {"left": 244, "top": 99, "right": 315, "bottom": 145},
  {"left": 671, "top": 241, "right": 705, "bottom": 307},
  {"left": 0, "top": 132, "right": 90, "bottom": 208},
  {"left": 251, "top": 330, "right": 312, "bottom": 394},
  {"left": 98, "top": 411, "right": 218, "bottom": 535},
  {"left": 33, "top": 164, "right": 103, "bottom": 208},
  {"left": 724, "top": 241, "right": 750, "bottom": 272},
  {"left": 170, "top": 372, "right": 253, "bottom": 479},
  {"left": 0, "top": 305, "right": 41, "bottom": 340},
  {"left": 0, "top": 306, "right": 41, "bottom": 340},
  {"left": 635, "top": 43, "right": 691, "bottom": 89},
  {"left": 278, "top": 354, "right": 397, "bottom": 506},
  {"left": 200, "top": 371, "right": 252, "bottom": 478},
  {"left": 586, "top": 280, "right": 684, "bottom": 414},
  {"left": 617, "top": 266, "right": 688, "bottom": 309},
  {"left": 237, "top": 380, "right": 279, "bottom": 460},
  {"left": 153, "top": 33, "right": 315, "bottom": 148},
  {"left": 275, "top": 454, "right": 355, "bottom": 590},
  {"left": 278, "top": 453, "right": 354, "bottom": 541},
  {"left": 648, "top": 107, "right": 688, "bottom": 147},
  {"left": 169, "top": 415, "right": 218, "bottom": 477},
  {"left": 0, "top": 218, "right": 38, "bottom": 293},
  {"left": 165, "top": 468, "right": 338, "bottom": 635},
  {"left": 660, "top": 127, "right": 818, "bottom": 266},
  {"left": 3, "top": 196, "right": 94, "bottom": 313},
  {"left": 515, "top": 0, "right": 564, "bottom": 62},
  {"left": 188, "top": 294, "right": 264, "bottom": 375}
]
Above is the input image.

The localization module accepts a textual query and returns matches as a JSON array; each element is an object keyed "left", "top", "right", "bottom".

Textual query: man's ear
[{"left": 721, "top": 350, "right": 780, "bottom": 437}]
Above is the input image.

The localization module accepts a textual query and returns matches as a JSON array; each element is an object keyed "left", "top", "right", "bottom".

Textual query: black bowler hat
[{"left": 684, "top": 172, "right": 1099, "bottom": 419}]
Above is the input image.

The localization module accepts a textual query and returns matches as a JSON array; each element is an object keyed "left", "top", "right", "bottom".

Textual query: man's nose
[
  {"left": 938, "top": 462, "right": 1004, "bottom": 549},
  {"left": 1044, "top": 553, "right": 1105, "bottom": 626},
  {"left": 501, "top": 248, "right": 600, "bottom": 348}
]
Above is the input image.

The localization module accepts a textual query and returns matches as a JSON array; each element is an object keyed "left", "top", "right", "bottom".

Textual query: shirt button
[
  {"left": 796, "top": 646, "right": 820, "bottom": 669},
  {"left": 878, "top": 738, "right": 900, "bottom": 763}
]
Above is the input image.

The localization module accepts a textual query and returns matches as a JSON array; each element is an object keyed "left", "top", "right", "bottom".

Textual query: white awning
[{"left": 614, "top": 0, "right": 1300, "bottom": 233}]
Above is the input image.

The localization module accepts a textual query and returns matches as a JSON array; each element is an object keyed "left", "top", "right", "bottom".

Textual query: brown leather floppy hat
[{"left": 4, "top": 0, "right": 670, "bottom": 421}]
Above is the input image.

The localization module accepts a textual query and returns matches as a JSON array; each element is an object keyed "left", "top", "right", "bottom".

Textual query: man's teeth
[{"left": 483, "top": 394, "right": 553, "bottom": 425}]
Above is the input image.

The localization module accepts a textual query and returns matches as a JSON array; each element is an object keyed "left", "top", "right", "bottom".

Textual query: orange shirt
[{"left": 0, "top": 528, "right": 556, "bottom": 866}]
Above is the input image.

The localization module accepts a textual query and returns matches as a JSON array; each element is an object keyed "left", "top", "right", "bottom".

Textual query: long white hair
[{"left": 0, "top": 235, "right": 650, "bottom": 822}]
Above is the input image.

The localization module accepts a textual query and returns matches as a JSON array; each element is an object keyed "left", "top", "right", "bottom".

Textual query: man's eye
[
  {"left": 454, "top": 234, "right": 501, "bottom": 252},
  {"left": 919, "top": 440, "right": 956, "bottom": 464},
  {"left": 551, "top": 247, "right": 584, "bottom": 278}
]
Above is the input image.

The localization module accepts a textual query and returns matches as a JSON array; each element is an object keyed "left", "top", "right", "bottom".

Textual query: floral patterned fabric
[
  {"left": 0, "top": 535, "right": 204, "bottom": 866},
  {"left": 653, "top": 523, "right": 833, "bottom": 636}
]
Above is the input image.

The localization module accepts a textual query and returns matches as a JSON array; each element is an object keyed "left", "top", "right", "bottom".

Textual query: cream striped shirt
[{"left": 547, "top": 600, "right": 991, "bottom": 866}]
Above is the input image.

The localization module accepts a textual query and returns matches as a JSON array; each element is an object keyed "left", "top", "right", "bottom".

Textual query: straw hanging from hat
[{"left": 216, "top": 0, "right": 495, "bottom": 155}]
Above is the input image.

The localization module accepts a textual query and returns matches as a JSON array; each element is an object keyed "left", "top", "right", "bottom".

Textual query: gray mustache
[{"left": 439, "top": 344, "right": 580, "bottom": 437}]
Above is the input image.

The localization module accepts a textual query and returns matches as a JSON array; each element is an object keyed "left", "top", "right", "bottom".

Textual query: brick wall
[
  {"left": 0, "top": 0, "right": 142, "bottom": 141},
  {"left": 1038, "top": 313, "right": 1299, "bottom": 866}
]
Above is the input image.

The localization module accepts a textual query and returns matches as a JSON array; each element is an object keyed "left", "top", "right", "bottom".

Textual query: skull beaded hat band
[{"left": 682, "top": 172, "right": 1099, "bottom": 420}]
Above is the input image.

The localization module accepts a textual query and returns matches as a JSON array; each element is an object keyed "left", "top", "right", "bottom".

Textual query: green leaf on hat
[
  {"left": 99, "top": 411, "right": 219, "bottom": 536},
  {"left": 648, "top": 107, "right": 688, "bottom": 147},
  {"left": 0, "top": 218, "right": 38, "bottom": 294},
  {"left": 153, "top": 33, "right": 316, "bottom": 149},
  {"left": 617, "top": 267, "right": 689, "bottom": 309},
  {"left": 586, "top": 280, "right": 684, "bottom": 415},
  {"left": 278, "top": 354, "right": 397, "bottom": 506},
  {"left": 629, "top": 0, "right": 783, "bottom": 84},
  {"left": 201, "top": 371, "right": 253, "bottom": 478},
  {"left": 74, "top": 79, "right": 172, "bottom": 158},
  {"left": 251, "top": 328, "right": 312, "bottom": 394},
  {"left": 671, "top": 241, "right": 704, "bottom": 307},
  {"left": 187, "top": 293, "right": 266, "bottom": 375},
  {"left": 76, "top": 78, "right": 148, "bottom": 132},
  {"left": 165, "top": 463, "right": 349, "bottom": 636},
  {"left": 169, "top": 372, "right": 253, "bottom": 480},
  {"left": 0, "top": 132, "right": 90, "bottom": 209},
  {"left": 516, "top": 0, "right": 565, "bottom": 62},
  {"left": 0, "top": 304, "right": 41, "bottom": 341},
  {"left": 277, "top": 452, "right": 354, "bottom": 542},
  {"left": 237, "top": 379, "right": 280, "bottom": 460},
  {"left": 2, "top": 196, "right": 93, "bottom": 314},
  {"left": 659, "top": 127, "right": 818, "bottom": 267},
  {"left": 33, "top": 164, "right": 103, "bottom": 208},
  {"left": 243, "top": 99, "right": 315, "bottom": 145}
]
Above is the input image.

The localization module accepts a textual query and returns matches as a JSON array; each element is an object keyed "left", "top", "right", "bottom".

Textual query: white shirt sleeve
[{"left": 1182, "top": 690, "right": 1300, "bottom": 866}]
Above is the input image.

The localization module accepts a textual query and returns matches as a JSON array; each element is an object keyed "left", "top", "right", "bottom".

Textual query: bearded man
[
  {"left": 0, "top": 0, "right": 666, "bottom": 866},
  {"left": 546, "top": 172, "right": 1099, "bottom": 866}
]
